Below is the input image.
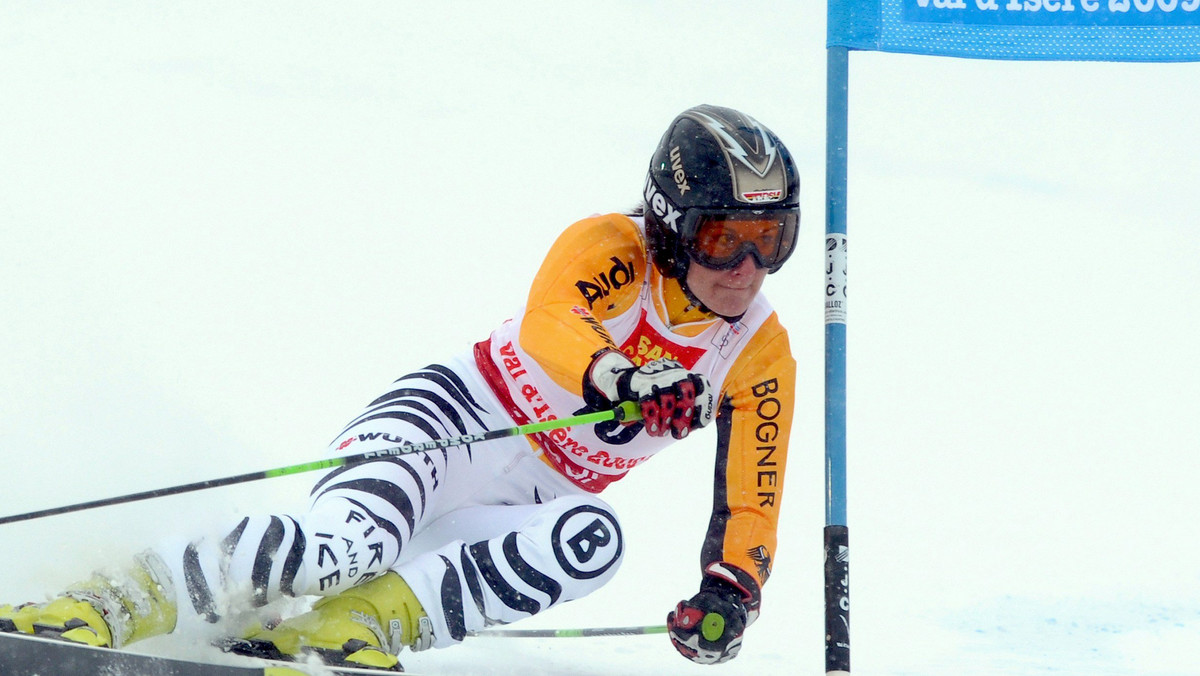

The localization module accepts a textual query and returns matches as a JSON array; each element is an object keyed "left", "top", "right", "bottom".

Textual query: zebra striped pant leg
[
  {"left": 391, "top": 494, "right": 625, "bottom": 649},
  {"left": 159, "top": 357, "right": 505, "bottom": 628},
  {"left": 155, "top": 513, "right": 316, "bottom": 629},
  {"left": 298, "top": 358, "right": 509, "bottom": 595},
  {"left": 158, "top": 468, "right": 418, "bottom": 629}
]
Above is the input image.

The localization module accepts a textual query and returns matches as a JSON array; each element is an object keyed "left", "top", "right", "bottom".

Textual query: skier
[{"left": 0, "top": 104, "right": 799, "bottom": 669}]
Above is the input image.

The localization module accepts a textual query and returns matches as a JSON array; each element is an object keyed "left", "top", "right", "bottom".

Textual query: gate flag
[{"left": 829, "top": 0, "right": 1200, "bottom": 60}]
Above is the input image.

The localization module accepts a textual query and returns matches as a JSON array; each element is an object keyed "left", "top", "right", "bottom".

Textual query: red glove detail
[
  {"left": 585, "top": 351, "right": 714, "bottom": 439},
  {"left": 666, "top": 581, "right": 748, "bottom": 664}
]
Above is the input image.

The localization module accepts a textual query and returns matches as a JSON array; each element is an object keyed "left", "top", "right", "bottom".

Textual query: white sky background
[{"left": 1, "top": 2, "right": 1197, "bottom": 675}]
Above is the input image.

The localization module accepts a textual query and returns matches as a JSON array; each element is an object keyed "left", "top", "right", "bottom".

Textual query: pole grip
[{"left": 824, "top": 524, "right": 850, "bottom": 674}]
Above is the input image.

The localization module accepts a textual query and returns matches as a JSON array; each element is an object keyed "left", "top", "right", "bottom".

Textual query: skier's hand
[
  {"left": 584, "top": 350, "right": 715, "bottom": 438},
  {"left": 666, "top": 578, "right": 748, "bottom": 664}
]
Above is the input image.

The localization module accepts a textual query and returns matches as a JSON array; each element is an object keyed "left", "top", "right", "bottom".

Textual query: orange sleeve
[
  {"left": 701, "top": 313, "right": 795, "bottom": 607},
  {"left": 518, "top": 214, "right": 646, "bottom": 393}
]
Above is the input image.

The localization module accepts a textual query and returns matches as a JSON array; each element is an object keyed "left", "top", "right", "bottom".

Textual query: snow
[{"left": 1, "top": 2, "right": 1198, "bottom": 675}]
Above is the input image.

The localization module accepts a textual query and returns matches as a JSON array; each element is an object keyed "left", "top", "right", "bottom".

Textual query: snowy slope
[{"left": 1, "top": 3, "right": 1197, "bottom": 675}]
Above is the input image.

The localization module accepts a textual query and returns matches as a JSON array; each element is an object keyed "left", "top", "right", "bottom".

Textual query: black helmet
[{"left": 644, "top": 105, "right": 800, "bottom": 278}]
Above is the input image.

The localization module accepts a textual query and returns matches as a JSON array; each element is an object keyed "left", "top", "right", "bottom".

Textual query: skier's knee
[{"left": 541, "top": 495, "right": 623, "bottom": 590}]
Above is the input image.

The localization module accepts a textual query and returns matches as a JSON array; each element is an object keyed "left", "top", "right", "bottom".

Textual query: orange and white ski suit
[
  {"left": 476, "top": 212, "right": 795, "bottom": 606},
  {"left": 156, "top": 213, "right": 795, "bottom": 652}
]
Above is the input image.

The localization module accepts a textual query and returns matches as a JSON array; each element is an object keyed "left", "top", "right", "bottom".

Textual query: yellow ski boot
[
  {"left": 0, "top": 551, "right": 177, "bottom": 649},
  {"left": 224, "top": 572, "right": 432, "bottom": 672}
]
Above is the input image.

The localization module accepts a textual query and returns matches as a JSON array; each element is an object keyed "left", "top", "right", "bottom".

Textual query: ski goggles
[{"left": 684, "top": 209, "right": 799, "bottom": 272}]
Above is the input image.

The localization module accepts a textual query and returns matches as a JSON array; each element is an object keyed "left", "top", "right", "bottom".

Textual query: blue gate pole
[{"left": 824, "top": 44, "right": 851, "bottom": 676}]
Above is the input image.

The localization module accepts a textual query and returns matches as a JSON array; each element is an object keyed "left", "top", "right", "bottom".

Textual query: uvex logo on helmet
[
  {"left": 644, "top": 174, "right": 683, "bottom": 231},
  {"left": 669, "top": 146, "right": 691, "bottom": 194}
]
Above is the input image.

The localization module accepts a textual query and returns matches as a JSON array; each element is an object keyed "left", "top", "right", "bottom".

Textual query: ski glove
[
  {"left": 584, "top": 350, "right": 715, "bottom": 439},
  {"left": 666, "top": 578, "right": 749, "bottom": 664}
]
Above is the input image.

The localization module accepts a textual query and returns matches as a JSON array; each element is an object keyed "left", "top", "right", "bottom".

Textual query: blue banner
[{"left": 830, "top": 0, "right": 1200, "bottom": 60}]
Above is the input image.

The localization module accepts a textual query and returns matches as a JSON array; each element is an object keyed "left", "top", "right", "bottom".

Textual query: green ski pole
[{"left": 0, "top": 402, "right": 640, "bottom": 526}]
